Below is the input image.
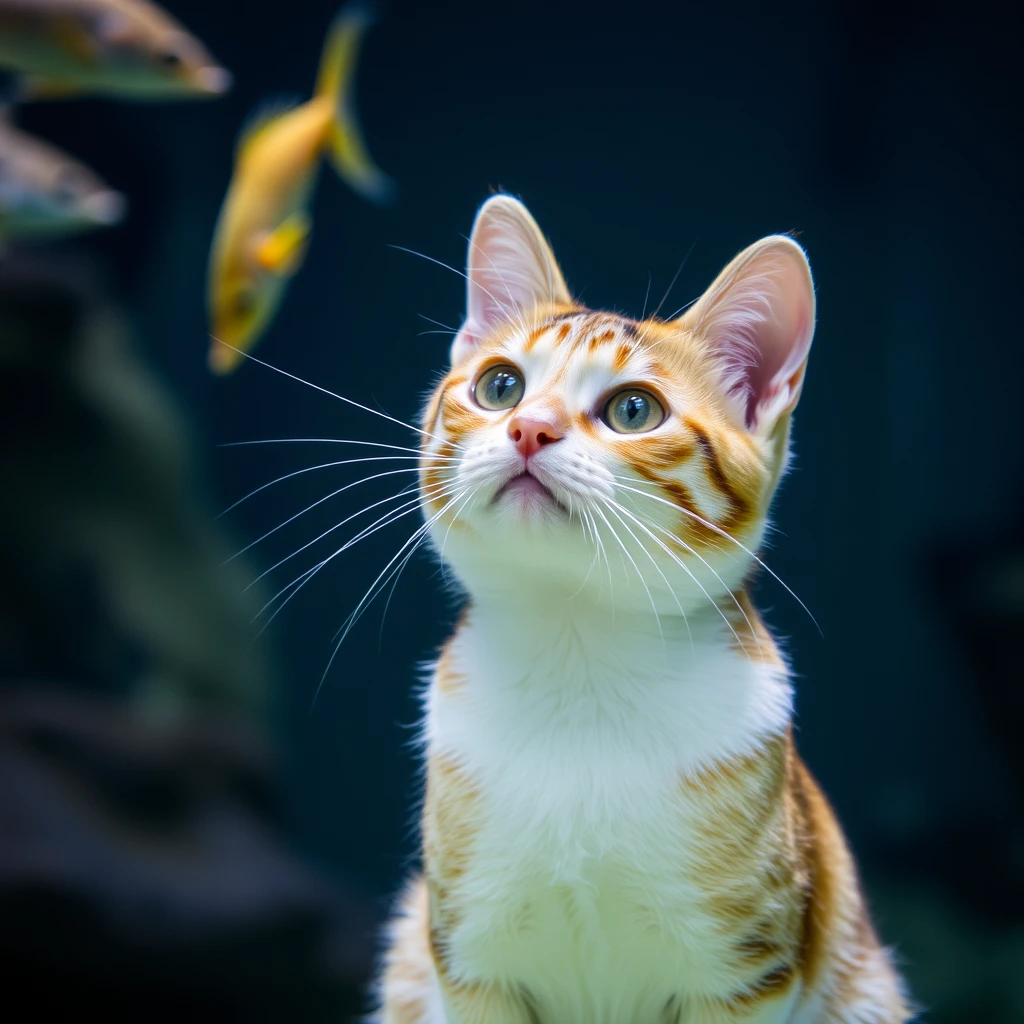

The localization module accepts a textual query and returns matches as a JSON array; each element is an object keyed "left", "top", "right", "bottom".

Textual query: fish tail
[{"left": 316, "top": 2, "right": 395, "bottom": 203}]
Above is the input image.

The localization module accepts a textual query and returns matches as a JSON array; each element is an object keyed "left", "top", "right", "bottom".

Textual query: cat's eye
[
  {"left": 603, "top": 389, "right": 665, "bottom": 434},
  {"left": 473, "top": 364, "right": 525, "bottom": 411}
]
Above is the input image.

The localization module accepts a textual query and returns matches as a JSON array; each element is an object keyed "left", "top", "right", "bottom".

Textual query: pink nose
[{"left": 508, "top": 415, "right": 563, "bottom": 458}]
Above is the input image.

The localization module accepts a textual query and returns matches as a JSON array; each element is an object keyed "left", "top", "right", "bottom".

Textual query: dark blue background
[{"left": 14, "top": 0, "right": 1023, "bottom": 1016}]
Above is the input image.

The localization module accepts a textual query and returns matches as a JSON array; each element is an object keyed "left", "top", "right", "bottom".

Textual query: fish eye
[
  {"left": 158, "top": 49, "right": 182, "bottom": 68},
  {"left": 603, "top": 388, "right": 665, "bottom": 434},
  {"left": 472, "top": 363, "right": 525, "bottom": 411}
]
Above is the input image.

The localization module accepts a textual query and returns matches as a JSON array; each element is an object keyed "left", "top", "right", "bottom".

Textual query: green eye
[
  {"left": 473, "top": 364, "right": 525, "bottom": 411},
  {"left": 604, "top": 389, "right": 665, "bottom": 433}
]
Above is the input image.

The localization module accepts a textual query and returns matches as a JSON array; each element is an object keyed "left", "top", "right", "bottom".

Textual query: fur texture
[{"left": 373, "top": 195, "right": 913, "bottom": 1023}]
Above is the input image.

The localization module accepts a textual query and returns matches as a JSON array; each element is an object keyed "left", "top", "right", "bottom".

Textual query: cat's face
[{"left": 419, "top": 197, "right": 815, "bottom": 614}]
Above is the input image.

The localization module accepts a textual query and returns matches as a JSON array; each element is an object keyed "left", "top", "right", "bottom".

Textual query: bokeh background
[{"left": 2, "top": 0, "right": 1022, "bottom": 1019}]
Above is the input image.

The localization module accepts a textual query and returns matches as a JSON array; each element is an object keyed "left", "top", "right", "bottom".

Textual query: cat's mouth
[{"left": 493, "top": 472, "right": 566, "bottom": 512}]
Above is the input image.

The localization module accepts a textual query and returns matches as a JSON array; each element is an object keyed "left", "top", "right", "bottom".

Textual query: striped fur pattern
[{"left": 374, "top": 196, "right": 912, "bottom": 1023}]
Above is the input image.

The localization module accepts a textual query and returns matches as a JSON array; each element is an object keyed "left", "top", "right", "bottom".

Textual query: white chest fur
[{"left": 423, "top": 598, "right": 796, "bottom": 1024}]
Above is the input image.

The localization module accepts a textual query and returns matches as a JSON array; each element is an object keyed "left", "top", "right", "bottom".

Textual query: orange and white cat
[{"left": 375, "top": 195, "right": 913, "bottom": 1023}]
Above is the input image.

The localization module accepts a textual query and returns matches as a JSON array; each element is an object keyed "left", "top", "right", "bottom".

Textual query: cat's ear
[
  {"left": 450, "top": 195, "right": 571, "bottom": 367},
  {"left": 677, "top": 235, "right": 815, "bottom": 434}
]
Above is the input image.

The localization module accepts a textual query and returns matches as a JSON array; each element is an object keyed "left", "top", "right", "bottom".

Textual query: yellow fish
[
  {"left": 206, "top": 2, "right": 392, "bottom": 376},
  {"left": 0, "top": 0, "right": 231, "bottom": 100},
  {"left": 0, "top": 107, "right": 125, "bottom": 244}
]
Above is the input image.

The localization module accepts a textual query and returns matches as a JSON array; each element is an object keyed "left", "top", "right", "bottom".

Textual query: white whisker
[
  {"left": 615, "top": 501, "right": 759, "bottom": 652},
  {"left": 252, "top": 481, "right": 458, "bottom": 636},
  {"left": 649, "top": 241, "right": 697, "bottom": 323},
  {"left": 313, "top": 487, "right": 475, "bottom": 706},
  {"left": 587, "top": 507, "right": 615, "bottom": 617},
  {"left": 219, "top": 454, "right": 444, "bottom": 518},
  {"left": 219, "top": 437, "right": 458, "bottom": 459},
  {"left": 601, "top": 499, "right": 693, "bottom": 657},
  {"left": 592, "top": 504, "right": 663, "bottom": 645},
  {"left": 613, "top": 477, "right": 820, "bottom": 633},
  {"left": 249, "top": 477, "right": 451, "bottom": 597},
  {"left": 230, "top": 467, "right": 429, "bottom": 565},
  {"left": 207, "top": 341, "right": 467, "bottom": 451},
  {"left": 418, "top": 313, "right": 458, "bottom": 332},
  {"left": 605, "top": 497, "right": 749, "bottom": 655},
  {"left": 389, "top": 245, "right": 526, "bottom": 341}
]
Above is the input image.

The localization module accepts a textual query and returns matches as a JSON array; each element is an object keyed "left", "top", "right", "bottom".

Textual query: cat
[{"left": 373, "top": 194, "right": 913, "bottom": 1023}]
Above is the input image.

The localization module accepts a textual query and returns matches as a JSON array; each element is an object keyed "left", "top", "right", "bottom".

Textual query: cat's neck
[{"left": 435, "top": 587, "right": 793, "bottom": 776}]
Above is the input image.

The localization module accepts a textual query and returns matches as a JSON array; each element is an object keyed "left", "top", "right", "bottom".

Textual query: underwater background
[{"left": 1, "top": 0, "right": 1021, "bottom": 1019}]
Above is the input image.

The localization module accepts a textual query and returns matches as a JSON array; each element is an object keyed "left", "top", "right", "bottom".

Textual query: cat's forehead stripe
[{"left": 520, "top": 312, "right": 646, "bottom": 367}]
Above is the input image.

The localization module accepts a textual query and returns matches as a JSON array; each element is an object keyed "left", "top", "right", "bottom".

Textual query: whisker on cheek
[
  {"left": 591, "top": 504, "right": 664, "bottom": 647},
  {"left": 604, "top": 497, "right": 752, "bottom": 657},
  {"left": 612, "top": 476, "right": 819, "bottom": 633}
]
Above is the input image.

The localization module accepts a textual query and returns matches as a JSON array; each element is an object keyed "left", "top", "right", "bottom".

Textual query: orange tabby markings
[
  {"left": 612, "top": 342, "right": 633, "bottom": 373},
  {"left": 378, "top": 879, "right": 434, "bottom": 1024},
  {"left": 726, "top": 591, "right": 784, "bottom": 666},
  {"left": 587, "top": 329, "right": 616, "bottom": 352},
  {"left": 375, "top": 194, "right": 912, "bottom": 1024},
  {"left": 687, "top": 419, "right": 750, "bottom": 519}
]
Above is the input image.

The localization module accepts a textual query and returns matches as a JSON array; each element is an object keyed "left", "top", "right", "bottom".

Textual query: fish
[
  {"left": 206, "top": 2, "right": 393, "bottom": 375},
  {"left": 0, "top": 107, "right": 125, "bottom": 244},
  {"left": 0, "top": 0, "right": 231, "bottom": 101}
]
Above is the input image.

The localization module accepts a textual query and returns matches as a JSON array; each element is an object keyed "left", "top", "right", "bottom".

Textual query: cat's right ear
[
  {"left": 676, "top": 235, "right": 815, "bottom": 436},
  {"left": 450, "top": 195, "right": 571, "bottom": 367}
]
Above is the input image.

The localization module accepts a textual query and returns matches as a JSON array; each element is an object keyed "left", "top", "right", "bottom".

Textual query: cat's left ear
[
  {"left": 450, "top": 194, "right": 571, "bottom": 367},
  {"left": 677, "top": 235, "right": 815, "bottom": 434}
]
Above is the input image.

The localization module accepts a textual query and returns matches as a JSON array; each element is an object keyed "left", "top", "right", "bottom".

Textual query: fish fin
[
  {"left": 234, "top": 95, "right": 303, "bottom": 160},
  {"left": 316, "top": 3, "right": 395, "bottom": 204},
  {"left": 18, "top": 76, "right": 87, "bottom": 100},
  {"left": 254, "top": 213, "right": 311, "bottom": 276}
]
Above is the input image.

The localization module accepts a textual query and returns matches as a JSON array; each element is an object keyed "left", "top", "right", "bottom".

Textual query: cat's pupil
[
  {"left": 618, "top": 393, "right": 649, "bottom": 428},
  {"left": 490, "top": 373, "right": 516, "bottom": 401}
]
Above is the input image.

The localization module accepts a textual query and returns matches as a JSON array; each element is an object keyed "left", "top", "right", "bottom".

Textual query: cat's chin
[{"left": 492, "top": 472, "right": 567, "bottom": 517}]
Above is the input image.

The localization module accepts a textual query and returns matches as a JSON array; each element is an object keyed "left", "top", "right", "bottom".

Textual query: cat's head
[{"left": 419, "top": 195, "right": 815, "bottom": 614}]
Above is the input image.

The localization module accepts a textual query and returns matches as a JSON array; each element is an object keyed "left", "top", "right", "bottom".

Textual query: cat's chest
[
  {"left": 423, "top": 620, "right": 797, "bottom": 1023},
  {"left": 431, "top": 722, "right": 723, "bottom": 1023}
]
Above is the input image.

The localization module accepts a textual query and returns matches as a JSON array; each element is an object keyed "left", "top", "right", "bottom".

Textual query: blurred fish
[
  {"left": 0, "top": 108, "right": 125, "bottom": 244},
  {"left": 0, "top": 0, "right": 231, "bottom": 100},
  {"left": 207, "top": 2, "right": 392, "bottom": 375}
]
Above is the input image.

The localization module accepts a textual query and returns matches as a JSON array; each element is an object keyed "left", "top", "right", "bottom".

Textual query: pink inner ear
[
  {"left": 450, "top": 196, "right": 570, "bottom": 367},
  {"left": 693, "top": 241, "right": 815, "bottom": 431},
  {"left": 739, "top": 307, "right": 812, "bottom": 428}
]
